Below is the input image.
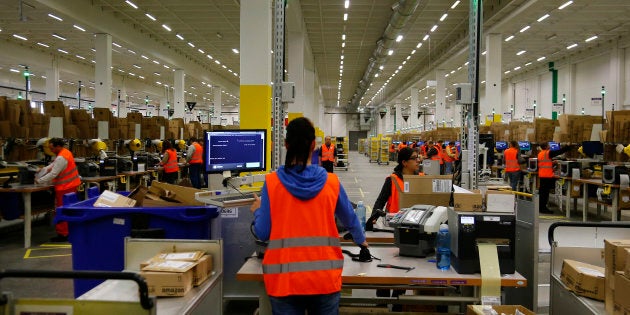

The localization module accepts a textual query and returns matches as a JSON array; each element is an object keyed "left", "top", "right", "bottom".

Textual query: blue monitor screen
[
  {"left": 203, "top": 129, "right": 267, "bottom": 174},
  {"left": 455, "top": 141, "right": 461, "bottom": 147},
  {"left": 495, "top": 141, "right": 508, "bottom": 151},
  {"left": 518, "top": 141, "right": 531, "bottom": 151},
  {"left": 581, "top": 141, "right": 604, "bottom": 157},
  {"left": 549, "top": 141, "right": 560, "bottom": 151},
  {"left": 417, "top": 141, "right": 425, "bottom": 147}
]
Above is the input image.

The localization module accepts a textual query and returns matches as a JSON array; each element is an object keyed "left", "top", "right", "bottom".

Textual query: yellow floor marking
[
  {"left": 354, "top": 177, "right": 358, "bottom": 183},
  {"left": 24, "top": 246, "right": 72, "bottom": 259},
  {"left": 359, "top": 188, "right": 365, "bottom": 198},
  {"left": 40, "top": 243, "right": 72, "bottom": 248}
]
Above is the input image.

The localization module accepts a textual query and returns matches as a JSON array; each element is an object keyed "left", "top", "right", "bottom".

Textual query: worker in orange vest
[
  {"left": 250, "top": 117, "right": 367, "bottom": 314},
  {"left": 319, "top": 136, "right": 337, "bottom": 173},
  {"left": 538, "top": 142, "right": 570, "bottom": 214},
  {"left": 504, "top": 141, "right": 522, "bottom": 191},
  {"left": 389, "top": 143, "right": 396, "bottom": 161},
  {"left": 35, "top": 138, "right": 81, "bottom": 242},
  {"left": 186, "top": 137, "right": 204, "bottom": 188},
  {"left": 397, "top": 141, "right": 407, "bottom": 152},
  {"left": 372, "top": 146, "right": 421, "bottom": 304},
  {"left": 160, "top": 140, "right": 179, "bottom": 184}
]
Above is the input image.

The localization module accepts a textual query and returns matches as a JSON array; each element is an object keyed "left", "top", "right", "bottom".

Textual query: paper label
[
  {"left": 112, "top": 218, "right": 125, "bottom": 225},
  {"left": 165, "top": 253, "right": 198, "bottom": 260},
  {"left": 577, "top": 266, "right": 604, "bottom": 277},
  {"left": 99, "top": 190, "right": 119, "bottom": 202},
  {"left": 432, "top": 179, "right": 452, "bottom": 192},
  {"left": 221, "top": 207, "right": 238, "bottom": 218},
  {"left": 151, "top": 260, "right": 195, "bottom": 269},
  {"left": 403, "top": 181, "right": 410, "bottom": 193}
]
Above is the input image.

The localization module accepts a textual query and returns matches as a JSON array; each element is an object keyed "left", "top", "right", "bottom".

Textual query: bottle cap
[
  {"left": 439, "top": 223, "right": 448, "bottom": 231},
  {"left": 357, "top": 201, "right": 364, "bottom": 205}
]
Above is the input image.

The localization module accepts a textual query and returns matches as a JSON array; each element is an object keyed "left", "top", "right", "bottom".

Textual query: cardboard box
[
  {"left": 140, "top": 269, "right": 193, "bottom": 297},
  {"left": 467, "top": 305, "right": 535, "bottom": 315},
  {"left": 93, "top": 108, "right": 112, "bottom": 122},
  {"left": 614, "top": 271, "right": 630, "bottom": 315},
  {"left": 93, "top": 190, "right": 137, "bottom": 208},
  {"left": 393, "top": 175, "right": 453, "bottom": 208},
  {"left": 192, "top": 255, "right": 213, "bottom": 286},
  {"left": 43, "top": 101, "right": 66, "bottom": 117},
  {"left": 561, "top": 259, "right": 605, "bottom": 301},
  {"left": 150, "top": 181, "right": 205, "bottom": 205},
  {"left": 625, "top": 248, "right": 630, "bottom": 277},
  {"left": 453, "top": 191, "right": 483, "bottom": 212},
  {"left": 486, "top": 190, "right": 515, "bottom": 213}
]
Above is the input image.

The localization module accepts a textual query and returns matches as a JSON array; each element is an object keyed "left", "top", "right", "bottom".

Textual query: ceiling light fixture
[
  {"left": 451, "top": 0, "right": 460, "bottom": 9},
  {"left": 537, "top": 14, "right": 550, "bottom": 22},
  {"left": 387, "top": 49, "right": 393, "bottom": 55},
  {"left": 198, "top": 48, "right": 205, "bottom": 54},
  {"left": 440, "top": 13, "right": 448, "bottom": 21},
  {"left": 152, "top": 60, "right": 160, "bottom": 64},
  {"left": 73, "top": 24, "right": 86, "bottom": 32},
  {"left": 505, "top": 35, "right": 514, "bottom": 41},
  {"left": 537, "top": 56, "right": 546, "bottom": 61},
  {"left": 125, "top": 0, "right": 138, "bottom": 9},
  {"left": 37, "top": 42, "right": 49, "bottom": 48},
  {"left": 345, "top": 0, "right": 350, "bottom": 9},
  {"left": 585, "top": 35, "right": 598, "bottom": 42},
  {"left": 162, "top": 24, "right": 171, "bottom": 32},
  {"left": 514, "top": 66, "right": 521, "bottom": 70},
  {"left": 558, "top": 1, "right": 573, "bottom": 10},
  {"left": 504, "top": 70, "right": 511, "bottom": 74},
  {"left": 141, "top": 55, "right": 149, "bottom": 60},
  {"left": 145, "top": 13, "right": 156, "bottom": 21},
  {"left": 12, "top": 34, "right": 27, "bottom": 41},
  {"left": 343, "top": 13, "right": 348, "bottom": 21},
  {"left": 52, "top": 33, "right": 66, "bottom": 40},
  {"left": 76, "top": 55, "right": 85, "bottom": 59},
  {"left": 133, "top": 64, "right": 141, "bottom": 69},
  {"left": 232, "top": 48, "right": 239, "bottom": 54},
  {"left": 206, "top": 54, "right": 213, "bottom": 59},
  {"left": 567, "top": 43, "right": 578, "bottom": 49},
  {"left": 48, "top": 13, "right": 63, "bottom": 21},
  {"left": 57, "top": 49, "right": 69, "bottom": 54},
  {"left": 112, "top": 42, "right": 122, "bottom": 48},
  {"left": 411, "top": 49, "right": 416, "bottom": 54},
  {"left": 187, "top": 42, "right": 195, "bottom": 48},
  {"left": 430, "top": 25, "right": 438, "bottom": 32},
  {"left": 128, "top": 49, "right": 136, "bottom": 54},
  {"left": 396, "top": 35, "right": 403, "bottom": 42},
  {"left": 176, "top": 34, "right": 184, "bottom": 40},
  {"left": 423, "top": 34, "right": 429, "bottom": 41},
  {"left": 517, "top": 50, "right": 526, "bottom": 55},
  {"left": 525, "top": 62, "right": 532, "bottom": 66},
  {"left": 520, "top": 25, "right": 530, "bottom": 33}
]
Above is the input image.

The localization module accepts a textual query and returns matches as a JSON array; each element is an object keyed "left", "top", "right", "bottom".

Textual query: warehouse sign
[{"left": 591, "top": 97, "right": 602, "bottom": 107}]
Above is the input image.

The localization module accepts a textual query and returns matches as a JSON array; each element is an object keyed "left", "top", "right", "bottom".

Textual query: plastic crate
[{"left": 56, "top": 191, "right": 220, "bottom": 297}]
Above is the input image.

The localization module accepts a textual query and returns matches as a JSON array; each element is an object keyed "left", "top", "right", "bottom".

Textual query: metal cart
[{"left": 548, "top": 221, "right": 630, "bottom": 315}]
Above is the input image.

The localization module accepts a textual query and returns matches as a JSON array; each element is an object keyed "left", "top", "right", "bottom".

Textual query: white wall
[{"left": 574, "top": 54, "right": 609, "bottom": 115}]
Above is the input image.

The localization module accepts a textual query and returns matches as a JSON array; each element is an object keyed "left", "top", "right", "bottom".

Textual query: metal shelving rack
[
  {"left": 378, "top": 137, "right": 391, "bottom": 165},
  {"left": 358, "top": 138, "right": 366, "bottom": 155},
  {"left": 334, "top": 136, "right": 349, "bottom": 171}
]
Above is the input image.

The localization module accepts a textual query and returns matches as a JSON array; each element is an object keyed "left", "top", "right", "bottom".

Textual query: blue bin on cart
[{"left": 56, "top": 191, "right": 220, "bottom": 297}]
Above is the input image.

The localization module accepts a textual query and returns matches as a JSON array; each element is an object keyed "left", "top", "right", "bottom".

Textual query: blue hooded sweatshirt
[{"left": 252, "top": 164, "right": 366, "bottom": 245}]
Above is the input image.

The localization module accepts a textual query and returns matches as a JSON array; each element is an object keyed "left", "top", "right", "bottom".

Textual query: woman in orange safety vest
[
  {"left": 250, "top": 117, "right": 367, "bottom": 314},
  {"left": 160, "top": 140, "right": 179, "bottom": 184},
  {"left": 537, "top": 141, "right": 570, "bottom": 214}
]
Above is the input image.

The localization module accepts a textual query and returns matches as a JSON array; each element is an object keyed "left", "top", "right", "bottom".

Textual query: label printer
[
  {"left": 447, "top": 208, "right": 516, "bottom": 274},
  {"left": 602, "top": 165, "right": 629, "bottom": 185},
  {"left": 388, "top": 205, "right": 448, "bottom": 257}
]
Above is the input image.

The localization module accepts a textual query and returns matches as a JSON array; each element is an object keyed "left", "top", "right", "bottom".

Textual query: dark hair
[
  {"left": 49, "top": 138, "right": 65, "bottom": 147},
  {"left": 189, "top": 137, "right": 197, "bottom": 142},
  {"left": 162, "top": 139, "right": 173, "bottom": 153},
  {"left": 540, "top": 142, "right": 549, "bottom": 150},
  {"left": 395, "top": 147, "right": 414, "bottom": 172},
  {"left": 510, "top": 140, "right": 519, "bottom": 148},
  {"left": 284, "top": 117, "right": 315, "bottom": 173}
]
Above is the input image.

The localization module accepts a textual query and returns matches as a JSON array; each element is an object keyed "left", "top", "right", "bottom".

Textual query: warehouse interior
[{"left": 1, "top": 0, "right": 630, "bottom": 314}]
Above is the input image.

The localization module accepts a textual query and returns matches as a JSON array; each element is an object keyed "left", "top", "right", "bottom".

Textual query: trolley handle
[
  {"left": 547, "top": 221, "right": 630, "bottom": 247},
  {"left": 0, "top": 270, "right": 154, "bottom": 310}
]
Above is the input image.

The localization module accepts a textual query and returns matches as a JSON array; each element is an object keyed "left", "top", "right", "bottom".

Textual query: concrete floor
[{"left": 0, "top": 150, "right": 627, "bottom": 314}]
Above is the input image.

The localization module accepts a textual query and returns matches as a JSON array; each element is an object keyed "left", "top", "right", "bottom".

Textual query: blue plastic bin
[{"left": 56, "top": 191, "right": 220, "bottom": 297}]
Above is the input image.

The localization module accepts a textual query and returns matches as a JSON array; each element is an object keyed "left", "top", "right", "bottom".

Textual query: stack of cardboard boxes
[{"left": 605, "top": 240, "right": 630, "bottom": 315}]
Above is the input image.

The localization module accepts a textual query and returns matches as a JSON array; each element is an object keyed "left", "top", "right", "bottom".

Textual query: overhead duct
[{"left": 350, "top": 0, "right": 420, "bottom": 108}]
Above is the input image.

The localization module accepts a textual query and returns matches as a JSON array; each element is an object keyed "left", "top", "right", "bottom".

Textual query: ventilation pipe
[{"left": 350, "top": 0, "right": 419, "bottom": 109}]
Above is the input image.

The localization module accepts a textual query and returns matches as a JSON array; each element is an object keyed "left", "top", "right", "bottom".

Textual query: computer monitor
[
  {"left": 518, "top": 141, "right": 531, "bottom": 151},
  {"left": 549, "top": 141, "right": 560, "bottom": 151},
  {"left": 495, "top": 141, "right": 508, "bottom": 151},
  {"left": 581, "top": 141, "right": 604, "bottom": 157},
  {"left": 417, "top": 141, "right": 425, "bottom": 147},
  {"left": 203, "top": 129, "right": 267, "bottom": 174}
]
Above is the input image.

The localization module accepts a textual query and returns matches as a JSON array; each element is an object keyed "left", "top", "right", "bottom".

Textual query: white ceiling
[{"left": 1, "top": 0, "right": 629, "bottom": 112}]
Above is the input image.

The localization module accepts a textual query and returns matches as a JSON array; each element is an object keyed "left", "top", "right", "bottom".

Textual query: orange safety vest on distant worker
[
  {"left": 504, "top": 147, "right": 520, "bottom": 172},
  {"left": 398, "top": 142, "right": 407, "bottom": 151},
  {"left": 189, "top": 142, "right": 203, "bottom": 164},
  {"left": 53, "top": 148, "right": 81, "bottom": 191},
  {"left": 163, "top": 148, "right": 179, "bottom": 173},
  {"left": 430, "top": 146, "right": 444, "bottom": 165},
  {"left": 387, "top": 174, "right": 404, "bottom": 213},
  {"left": 538, "top": 149, "right": 553, "bottom": 178},
  {"left": 389, "top": 144, "right": 395, "bottom": 153},
  {"left": 262, "top": 172, "right": 343, "bottom": 297},
  {"left": 321, "top": 144, "right": 335, "bottom": 162},
  {"left": 442, "top": 147, "right": 454, "bottom": 163}
]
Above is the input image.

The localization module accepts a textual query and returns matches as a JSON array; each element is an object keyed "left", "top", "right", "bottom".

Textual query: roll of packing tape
[{"left": 478, "top": 243, "right": 501, "bottom": 304}]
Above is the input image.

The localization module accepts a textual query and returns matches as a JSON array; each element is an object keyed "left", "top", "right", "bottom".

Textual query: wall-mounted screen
[{"left": 203, "top": 129, "right": 267, "bottom": 174}]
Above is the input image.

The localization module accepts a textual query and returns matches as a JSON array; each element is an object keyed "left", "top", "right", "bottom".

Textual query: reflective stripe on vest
[
  {"left": 538, "top": 149, "right": 553, "bottom": 178},
  {"left": 321, "top": 144, "right": 335, "bottom": 162},
  {"left": 53, "top": 148, "right": 81, "bottom": 191},
  {"left": 164, "top": 149, "right": 179, "bottom": 173},
  {"left": 189, "top": 142, "right": 203, "bottom": 164},
  {"left": 504, "top": 148, "right": 520, "bottom": 172},
  {"left": 262, "top": 171, "right": 343, "bottom": 297},
  {"left": 387, "top": 174, "right": 402, "bottom": 213}
]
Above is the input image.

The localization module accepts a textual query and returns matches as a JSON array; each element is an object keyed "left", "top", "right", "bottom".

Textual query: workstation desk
[
  {"left": 0, "top": 183, "right": 54, "bottom": 248},
  {"left": 120, "top": 170, "right": 155, "bottom": 191},
  {"left": 237, "top": 246, "right": 527, "bottom": 315},
  {"left": 81, "top": 175, "right": 125, "bottom": 197},
  {"left": 340, "top": 229, "right": 395, "bottom": 245},
  {"left": 558, "top": 176, "right": 624, "bottom": 221}
]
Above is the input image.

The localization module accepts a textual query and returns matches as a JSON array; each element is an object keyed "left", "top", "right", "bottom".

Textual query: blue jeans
[
  {"left": 507, "top": 171, "right": 520, "bottom": 191},
  {"left": 444, "top": 162, "right": 453, "bottom": 175},
  {"left": 269, "top": 292, "right": 340, "bottom": 315},
  {"left": 189, "top": 163, "right": 203, "bottom": 189}
]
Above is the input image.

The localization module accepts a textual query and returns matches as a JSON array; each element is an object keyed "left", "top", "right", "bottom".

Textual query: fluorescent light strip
[
  {"left": 152, "top": 60, "right": 160, "bottom": 64},
  {"left": 343, "top": 13, "right": 348, "bottom": 21},
  {"left": 585, "top": 35, "right": 598, "bottom": 42},
  {"left": 396, "top": 35, "right": 403, "bottom": 42},
  {"left": 76, "top": 55, "right": 85, "bottom": 59},
  {"left": 187, "top": 42, "right": 195, "bottom": 48},
  {"left": 440, "top": 13, "right": 448, "bottom": 21},
  {"left": 537, "top": 14, "right": 550, "bottom": 22},
  {"left": 430, "top": 25, "right": 438, "bottom": 32},
  {"left": 514, "top": 66, "right": 521, "bottom": 70},
  {"left": 162, "top": 24, "right": 171, "bottom": 32},
  {"left": 451, "top": 0, "right": 460, "bottom": 9},
  {"left": 567, "top": 43, "right": 578, "bottom": 49},
  {"left": 73, "top": 24, "right": 86, "bottom": 32},
  {"left": 133, "top": 64, "right": 141, "bottom": 69},
  {"left": 520, "top": 25, "right": 530, "bottom": 33},
  {"left": 57, "top": 49, "right": 69, "bottom": 54},
  {"left": 232, "top": 48, "right": 239, "bottom": 54},
  {"left": 48, "top": 13, "right": 63, "bottom": 21},
  {"left": 423, "top": 34, "right": 429, "bottom": 41},
  {"left": 537, "top": 56, "right": 546, "bottom": 61},
  {"left": 198, "top": 48, "right": 205, "bottom": 54},
  {"left": 145, "top": 13, "right": 156, "bottom": 21},
  {"left": 141, "top": 55, "right": 149, "bottom": 60},
  {"left": 176, "top": 34, "right": 184, "bottom": 40},
  {"left": 112, "top": 42, "right": 122, "bottom": 48},
  {"left": 516, "top": 50, "right": 526, "bottom": 55},
  {"left": 125, "top": 0, "right": 138, "bottom": 9},
  {"left": 12, "top": 34, "right": 27, "bottom": 41},
  {"left": 52, "top": 33, "right": 66, "bottom": 40},
  {"left": 10, "top": 69, "right": 19, "bottom": 73},
  {"left": 37, "top": 42, "right": 49, "bottom": 48},
  {"left": 558, "top": 1, "right": 573, "bottom": 10},
  {"left": 505, "top": 35, "right": 514, "bottom": 42}
]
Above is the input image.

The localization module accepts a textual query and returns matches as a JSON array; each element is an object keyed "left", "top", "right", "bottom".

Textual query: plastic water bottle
[
  {"left": 436, "top": 223, "right": 451, "bottom": 270},
  {"left": 356, "top": 201, "right": 366, "bottom": 231}
]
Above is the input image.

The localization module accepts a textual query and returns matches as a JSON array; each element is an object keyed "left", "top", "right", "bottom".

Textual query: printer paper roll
[
  {"left": 478, "top": 243, "right": 501, "bottom": 303},
  {"left": 572, "top": 168, "right": 580, "bottom": 180},
  {"left": 620, "top": 174, "right": 630, "bottom": 190}
]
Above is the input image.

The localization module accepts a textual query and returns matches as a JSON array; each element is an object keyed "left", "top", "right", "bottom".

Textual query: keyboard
[{"left": 195, "top": 191, "right": 259, "bottom": 208}]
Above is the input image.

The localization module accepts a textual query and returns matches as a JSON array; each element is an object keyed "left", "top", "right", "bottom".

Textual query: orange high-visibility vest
[
  {"left": 504, "top": 147, "right": 520, "bottom": 172},
  {"left": 389, "top": 144, "right": 395, "bottom": 153},
  {"left": 321, "top": 144, "right": 335, "bottom": 162},
  {"left": 449, "top": 145, "right": 459, "bottom": 161},
  {"left": 262, "top": 172, "right": 343, "bottom": 297},
  {"left": 398, "top": 143, "right": 407, "bottom": 151},
  {"left": 442, "top": 147, "right": 454, "bottom": 163},
  {"left": 163, "top": 148, "right": 179, "bottom": 173},
  {"left": 538, "top": 149, "right": 553, "bottom": 178},
  {"left": 189, "top": 142, "right": 203, "bottom": 164},
  {"left": 430, "top": 146, "right": 443, "bottom": 164},
  {"left": 387, "top": 174, "right": 403, "bottom": 213},
  {"left": 53, "top": 148, "right": 81, "bottom": 191}
]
